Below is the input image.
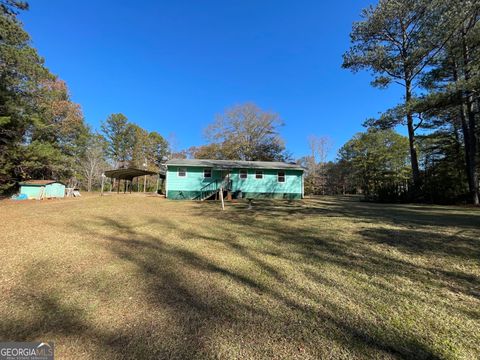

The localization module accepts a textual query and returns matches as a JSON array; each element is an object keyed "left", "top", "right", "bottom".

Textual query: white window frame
[
  {"left": 255, "top": 170, "right": 263, "bottom": 179},
  {"left": 277, "top": 171, "right": 286, "bottom": 183},
  {"left": 203, "top": 168, "right": 212, "bottom": 179},
  {"left": 239, "top": 169, "right": 248, "bottom": 180},
  {"left": 178, "top": 167, "right": 187, "bottom": 177}
]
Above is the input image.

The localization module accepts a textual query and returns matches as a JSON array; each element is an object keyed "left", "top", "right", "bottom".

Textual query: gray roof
[
  {"left": 19, "top": 180, "right": 65, "bottom": 186},
  {"left": 165, "top": 159, "right": 304, "bottom": 171}
]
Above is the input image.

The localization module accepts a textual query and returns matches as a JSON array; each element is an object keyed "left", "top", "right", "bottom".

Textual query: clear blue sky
[{"left": 22, "top": 0, "right": 403, "bottom": 160}]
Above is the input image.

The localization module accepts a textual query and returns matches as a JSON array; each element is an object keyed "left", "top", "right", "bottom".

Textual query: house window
[
  {"left": 277, "top": 171, "right": 285, "bottom": 183},
  {"left": 178, "top": 167, "right": 187, "bottom": 177},
  {"left": 255, "top": 170, "right": 263, "bottom": 179},
  {"left": 203, "top": 168, "right": 212, "bottom": 178},
  {"left": 239, "top": 169, "right": 248, "bottom": 179}
]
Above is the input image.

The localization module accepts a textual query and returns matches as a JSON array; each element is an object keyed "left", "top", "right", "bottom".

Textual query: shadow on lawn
[
  {"left": 87, "top": 216, "right": 450, "bottom": 359},
  {"left": 113, "top": 212, "right": 477, "bottom": 356},
  {"left": 2, "top": 197, "right": 479, "bottom": 359},
  {"left": 236, "top": 197, "right": 480, "bottom": 229},
  {"left": 360, "top": 227, "right": 480, "bottom": 261},
  {"left": 0, "top": 262, "right": 89, "bottom": 340}
]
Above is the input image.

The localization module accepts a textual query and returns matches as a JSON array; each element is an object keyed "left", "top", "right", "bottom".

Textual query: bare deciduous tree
[
  {"left": 204, "top": 103, "right": 288, "bottom": 161},
  {"left": 307, "top": 135, "right": 333, "bottom": 195},
  {"left": 80, "top": 135, "right": 108, "bottom": 191}
]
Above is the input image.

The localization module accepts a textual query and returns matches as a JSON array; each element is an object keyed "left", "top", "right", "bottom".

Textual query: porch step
[
  {"left": 197, "top": 177, "right": 232, "bottom": 201},
  {"left": 199, "top": 188, "right": 225, "bottom": 201}
]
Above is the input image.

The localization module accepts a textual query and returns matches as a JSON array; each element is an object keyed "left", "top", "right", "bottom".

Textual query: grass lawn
[{"left": 0, "top": 194, "right": 479, "bottom": 359}]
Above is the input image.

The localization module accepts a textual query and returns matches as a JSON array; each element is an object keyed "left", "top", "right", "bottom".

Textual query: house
[
  {"left": 165, "top": 159, "right": 304, "bottom": 200},
  {"left": 19, "top": 180, "right": 65, "bottom": 199}
]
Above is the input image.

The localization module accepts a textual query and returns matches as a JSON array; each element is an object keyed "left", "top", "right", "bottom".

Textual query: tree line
[
  {"left": 0, "top": 0, "right": 284, "bottom": 194},
  {"left": 1, "top": 0, "right": 479, "bottom": 205},
  {"left": 0, "top": 1, "right": 170, "bottom": 192},
  {"left": 303, "top": 0, "right": 479, "bottom": 205},
  {"left": 341, "top": 0, "right": 480, "bottom": 204},
  {"left": 1, "top": 0, "right": 86, "bottom": 192}
]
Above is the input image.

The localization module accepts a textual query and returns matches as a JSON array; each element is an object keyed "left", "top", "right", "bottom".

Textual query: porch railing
[{"left": 198, "top": 178, "right": 232, "bottom": 201}]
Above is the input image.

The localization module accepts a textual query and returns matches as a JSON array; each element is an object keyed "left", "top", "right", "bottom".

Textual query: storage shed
[{"left": 19, "top": 180, "right": 66, "bottom": 199}]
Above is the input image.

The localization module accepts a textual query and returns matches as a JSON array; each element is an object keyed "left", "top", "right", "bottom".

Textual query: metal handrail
[{"left": 199, "top": 179, "right": 218, "bottom": 200}]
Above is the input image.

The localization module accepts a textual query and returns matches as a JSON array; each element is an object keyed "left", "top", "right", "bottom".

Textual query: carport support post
[
  {"left": 156, "top": 174, "right": 160, "bottom": 194},
  {"left": 101, "top": 174, "right": 105, "bottom": 196}
]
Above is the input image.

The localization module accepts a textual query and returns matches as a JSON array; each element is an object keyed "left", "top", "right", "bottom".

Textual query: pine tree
[
  {"left": 101, "top": 113, "right": 134, "bottom": 168},
  {"left": 343, "top": 0, "right": 459, "bottom": 191}
]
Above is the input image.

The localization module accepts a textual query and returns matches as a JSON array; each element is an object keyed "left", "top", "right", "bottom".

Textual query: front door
[{"left": 221, "top": 170, "right": 231, "bottom": 189}]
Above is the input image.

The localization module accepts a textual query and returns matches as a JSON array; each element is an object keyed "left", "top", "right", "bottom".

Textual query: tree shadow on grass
[
  {"left": 225, "top": 197, "right": 480, "bottom": 229},
  {"left": 73, "top": 214, "right": 471, "bottom": 358},
  {"left": 98, "top": 220, "right": 441, "bottom": 358},
  {"left": 197, "top": 198, "right": 480, "bottom": 294},
  {"left": 193, "top": 200, "right": 480, "bottom": 317},
  {"left": 358, "top": 227, "right": 480, "bottom": 298},
  {"left": 3, "top": 197, "right": 478, "bottom": 359},
  {"left": 359, "top": 227, "right": 480, "bottom": 262}
]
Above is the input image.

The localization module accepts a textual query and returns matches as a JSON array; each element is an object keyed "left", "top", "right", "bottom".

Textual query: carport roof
[{"left": 104, "top": 168, "right": 161, "bottom": 180}]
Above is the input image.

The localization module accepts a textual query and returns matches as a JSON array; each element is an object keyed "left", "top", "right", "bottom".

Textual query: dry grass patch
[{"left": 0, "top": 194, "right": 479, "bottom": 359}]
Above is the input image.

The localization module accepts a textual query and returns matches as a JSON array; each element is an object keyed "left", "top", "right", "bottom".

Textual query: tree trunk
[
  {"left": 461, "top": 29, "right": 479, "bottom": 205},
  {"left": 405, "top": 82, "right": 421, "bottom": 191},
  {"left": 465, "top": 103, "right": 479, "bottom": 205},
  {"left": 456, "top": 77, "right": 478, "bottom": 205},
  {"left": 453, "top": 56, "right": 479, "bottom": 205}
]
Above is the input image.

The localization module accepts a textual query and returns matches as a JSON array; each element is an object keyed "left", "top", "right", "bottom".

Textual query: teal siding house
[
  {"left": 165, "top": 159, "right": 304, "bottom": 200},
  {"left": 19, "top": 180, "right": 65, "bottom": 199}
]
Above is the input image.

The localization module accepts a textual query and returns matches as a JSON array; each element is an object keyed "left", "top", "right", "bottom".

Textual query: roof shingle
[
  {"left": 19, "top": 180, "right": 63, "bottom": 186},
  {"left": 165, "top": 159, "right": 304, "bottom": 171}
]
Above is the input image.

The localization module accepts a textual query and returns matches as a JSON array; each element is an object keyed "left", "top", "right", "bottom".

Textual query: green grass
[{"left": 0, "top": 195, "right": 479, "bottom": 359}]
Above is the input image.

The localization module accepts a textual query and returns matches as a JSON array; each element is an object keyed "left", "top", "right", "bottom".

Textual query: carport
[{"left": 102, "top": 168, "right": 165, "bottom": 195}]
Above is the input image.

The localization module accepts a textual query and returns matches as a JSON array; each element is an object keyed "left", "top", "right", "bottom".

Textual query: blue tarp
[{"left": 11, "top": 193, "right": 28, "bottom": 200}]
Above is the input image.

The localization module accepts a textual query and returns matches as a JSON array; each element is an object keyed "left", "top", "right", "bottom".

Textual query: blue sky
[{"left": 22, "top": 0, "right": 403, "bottom": 160}]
